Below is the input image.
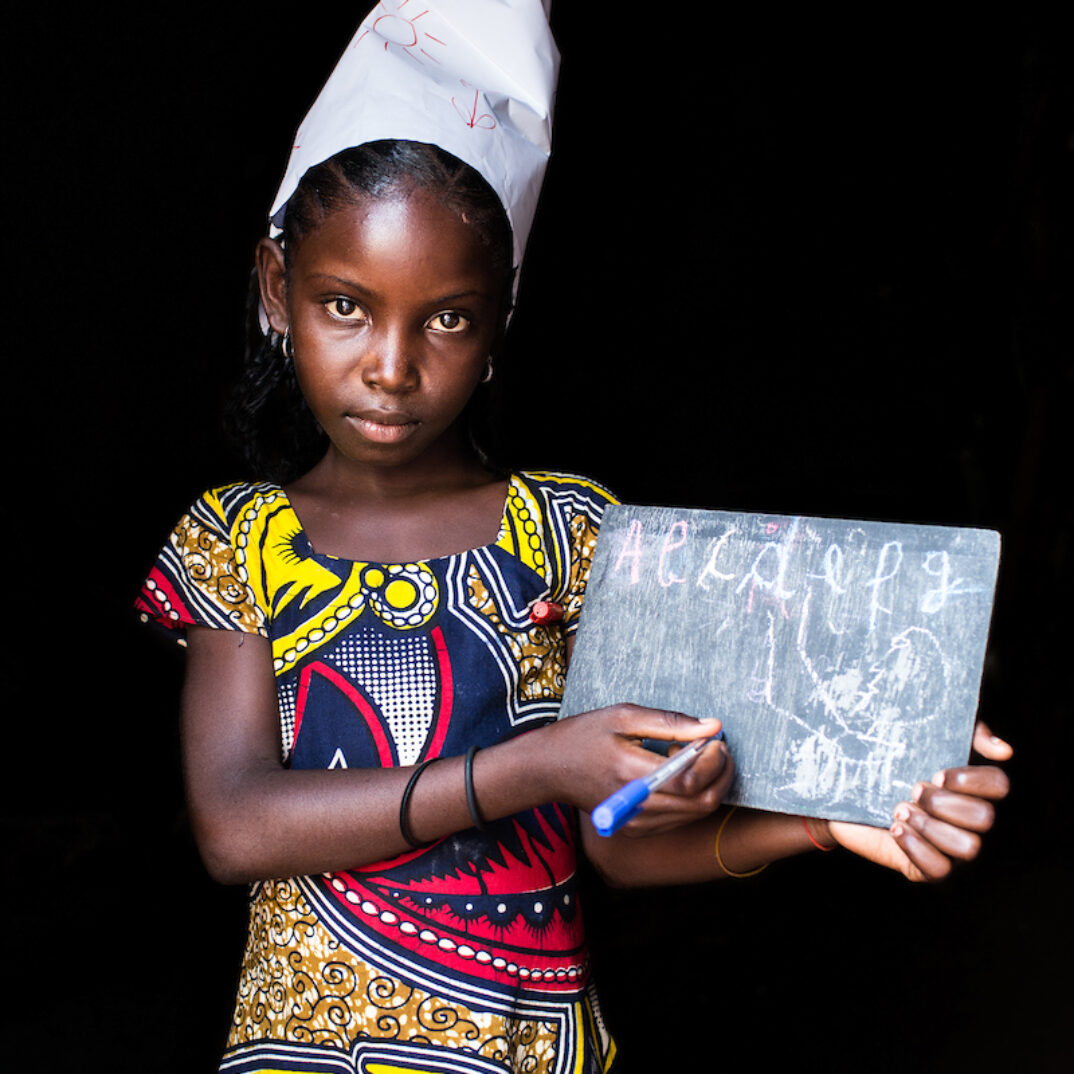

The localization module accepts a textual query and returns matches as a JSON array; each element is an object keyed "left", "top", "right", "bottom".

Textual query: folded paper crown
[{"left": 269, "top": 0, "right": 559, "bottom": 281}]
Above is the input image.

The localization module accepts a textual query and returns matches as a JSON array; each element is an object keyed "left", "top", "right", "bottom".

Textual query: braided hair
[{"left": 226, "top": 140, "right": 515, "bottom": 483}]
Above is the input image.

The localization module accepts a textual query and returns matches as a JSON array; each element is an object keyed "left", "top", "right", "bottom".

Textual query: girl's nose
[{"left": 361, "top": 329, "right": 418, "bottom": 394}]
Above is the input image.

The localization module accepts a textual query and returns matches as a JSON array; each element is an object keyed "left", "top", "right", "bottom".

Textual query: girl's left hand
[{"left": 826, "top": 722, "right": 1012, "bottom": 882}]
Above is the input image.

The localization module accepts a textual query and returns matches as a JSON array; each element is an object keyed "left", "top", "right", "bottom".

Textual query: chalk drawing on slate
[{"left": 559, "top": 506, "right": 1000, "bottom": 826}]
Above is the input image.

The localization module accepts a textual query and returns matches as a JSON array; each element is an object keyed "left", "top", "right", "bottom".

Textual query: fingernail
[
  {"left": 894, "top": 804, "right": 910, "bottom": 822},
  {"left": 931, "top": 772, "right": 945, "bottom": 787},
  {"left": 913, "top": 783, "right": 925, "bottom": 802},
  {"left": 892, "top": 822, "right": 904, "bottom": 838}
]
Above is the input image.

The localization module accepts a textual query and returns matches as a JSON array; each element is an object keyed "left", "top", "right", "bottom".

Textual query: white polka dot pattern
[{"left": 329, "top": 626, "right": 438, "bottom": 766}]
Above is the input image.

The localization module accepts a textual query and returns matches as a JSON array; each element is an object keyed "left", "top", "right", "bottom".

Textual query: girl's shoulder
[
  {"left": 505, "top": 473, "right": 618, "bottom": 585},
  {"left": 183, "top": 480, "right": 287, "bottom": 536},
  {"left": 513, "top": 470, "right": 619, "bottom": 510},
  {"left": 138, "top": 480, "right": 283, "bottom": 640}
]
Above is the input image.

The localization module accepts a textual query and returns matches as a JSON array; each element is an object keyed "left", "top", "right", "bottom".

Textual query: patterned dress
[{"left": 137, "top": 471, "right": 619, "bottom": 1074}]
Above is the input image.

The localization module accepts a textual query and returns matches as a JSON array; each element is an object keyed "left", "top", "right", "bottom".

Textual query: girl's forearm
[
  {"left": 713, "top": 807, "right": 834, "bottom": 876},
  {"left": 184, "top": 628, "right": 742, "bottom": 885},
  {"left": 187, "top": 730, "right": 557, "bottom": 884},
  {"left": 581, "top": 806, "right": 833, "bottom": 887},
  {"left": 182, "top": 627, "right": 568, "bottom": 884}
]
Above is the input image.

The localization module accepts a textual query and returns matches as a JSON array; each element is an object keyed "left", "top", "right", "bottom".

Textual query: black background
[{"left": 6, "top": 6, "right": 1071, "bottom": 1071}]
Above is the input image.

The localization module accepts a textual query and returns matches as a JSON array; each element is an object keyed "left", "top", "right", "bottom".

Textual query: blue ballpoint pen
[{"left": 591, "top": 729, "right": 725, "bottom": 837}]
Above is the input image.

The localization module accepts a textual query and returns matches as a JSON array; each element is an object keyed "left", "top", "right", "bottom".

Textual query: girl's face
[{"left": 259, "top": 187, "right": 507, "bottom": 475}]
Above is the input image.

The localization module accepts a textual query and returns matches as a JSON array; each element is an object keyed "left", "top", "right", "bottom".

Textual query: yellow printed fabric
[{"left": 137, "top": 473, "right": 619, "bottom": 1073}]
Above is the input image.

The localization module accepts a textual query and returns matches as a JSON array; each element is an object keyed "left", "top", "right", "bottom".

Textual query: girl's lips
[{"left": 348, "top": 413, "right": 420, "bottom": 444}]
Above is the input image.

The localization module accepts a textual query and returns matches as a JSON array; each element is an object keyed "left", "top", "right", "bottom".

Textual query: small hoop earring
[
  {"left": 281, "top": 328, "right": 294, "bottom": 361},
  {"left": 480, "top": 355, "right": 494, "bottom": 384}
]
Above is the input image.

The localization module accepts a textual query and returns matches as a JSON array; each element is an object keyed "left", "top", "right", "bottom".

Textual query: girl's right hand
[{"left": 539, "top": 704, "right": 734, "bottom": 835}]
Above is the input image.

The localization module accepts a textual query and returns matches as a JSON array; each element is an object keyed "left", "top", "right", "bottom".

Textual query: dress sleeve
[{"left": 135, "top": 489, "right": 267, "bottom": 641}]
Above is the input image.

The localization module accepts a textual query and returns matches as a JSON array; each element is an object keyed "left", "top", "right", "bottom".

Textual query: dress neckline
[{"left": 268, "top": 473, "right": 517, "bottom": 567}]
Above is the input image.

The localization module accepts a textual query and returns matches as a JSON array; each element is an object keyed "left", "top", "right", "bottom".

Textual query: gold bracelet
[{"left": 714, "top": 806, "right": 769, "bottom": 878}]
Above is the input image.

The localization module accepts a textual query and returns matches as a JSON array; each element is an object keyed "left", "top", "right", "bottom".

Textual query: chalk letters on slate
[{"left": 560, "top": 507, "right": 1000, "bottom": 826}]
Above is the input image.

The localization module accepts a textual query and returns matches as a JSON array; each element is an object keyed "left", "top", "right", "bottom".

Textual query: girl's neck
[
  {"left": 283, "top": 442, "right": 509, "bottom": 563},
  {"left": 302, "top": 440, "right": 492, "bottom": 499}
]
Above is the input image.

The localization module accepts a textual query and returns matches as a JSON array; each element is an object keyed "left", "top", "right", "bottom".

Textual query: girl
[{"left": 137, "top": 9, "right": 1011, "bottom": 1073}]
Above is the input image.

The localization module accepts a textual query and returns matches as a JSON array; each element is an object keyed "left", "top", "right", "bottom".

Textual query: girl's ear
[{"left": 256, "top": 237, "right": 289, "bottom": 335}]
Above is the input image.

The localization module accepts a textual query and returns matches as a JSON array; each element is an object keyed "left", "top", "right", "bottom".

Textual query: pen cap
[{"left": 592, "top": 777, "right": 650, "bottom": 837}]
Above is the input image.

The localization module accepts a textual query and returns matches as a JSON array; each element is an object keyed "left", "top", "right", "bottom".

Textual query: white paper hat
[{"left": 269, "top": 0, "right": 559, "bottom": 282}]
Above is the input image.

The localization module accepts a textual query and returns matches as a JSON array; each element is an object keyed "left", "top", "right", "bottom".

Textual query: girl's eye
[
  {"left": 326, "top": 297, "right": 366, "bottom": 321},
  {"left": 427, "top": 311, "right": 470, "bottom": 334}
]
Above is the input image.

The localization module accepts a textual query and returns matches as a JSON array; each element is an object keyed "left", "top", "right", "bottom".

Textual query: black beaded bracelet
[
  {"left": 399, "top": 759, "right": 437, "bottom": 849},
  {"left": 464, "top": 744, "right": 487, "bottom": 831}
]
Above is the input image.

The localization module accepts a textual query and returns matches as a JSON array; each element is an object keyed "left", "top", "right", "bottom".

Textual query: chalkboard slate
[{"left": 560, "top": 506, "right": 1001, "bottom": 826}]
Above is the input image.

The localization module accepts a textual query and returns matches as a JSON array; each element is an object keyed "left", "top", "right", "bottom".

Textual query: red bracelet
[{"left": 802, "top": 817, "right": 834, "bottom": 851}]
